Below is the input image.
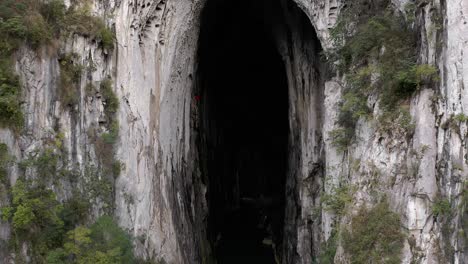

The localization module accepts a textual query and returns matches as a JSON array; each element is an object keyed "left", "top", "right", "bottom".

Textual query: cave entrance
[{"left": 197, "top": 0, "right": 290, "bottom": 262}]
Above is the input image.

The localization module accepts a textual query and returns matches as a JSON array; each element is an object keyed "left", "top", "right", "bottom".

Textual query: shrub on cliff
[
  {"left": 342, "top": 200, "right": 404, "bottom": 264},
  {"left": 100, "top": 78, "right": 119, "bottom": 115},
  {"left": 0, "top": 179, "right": 65, "bottom": 260},
  {"left": 0, "top": 143, "right": 12, "bottom": 183},
  {"left": 1, "top": 178, "right": 134, "bottom": 263},
  {"left": 321, "top": 185, "right": 354, "bottom": 216},
  {"left": 0, "top": 0, "right": 116, "bottom": 129},
  {"left": 58, "top": 53, "right": 84, "bottom": 106},
  {"left": 0, "top": 63, "right": 23, "bottom": 130},
  {"left": 63, "top": 3, "right": 115, "bottom": 49},
  {"left": 47, "top": 216, "right": 135, "bottom": 264},
  {"left": 328, "top": 4, "right": 439, "bottom": 150}
]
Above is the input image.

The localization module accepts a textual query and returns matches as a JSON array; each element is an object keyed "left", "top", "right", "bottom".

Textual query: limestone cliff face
[{"left": 0, "top": 0, "right": 466, "bottom": 263}]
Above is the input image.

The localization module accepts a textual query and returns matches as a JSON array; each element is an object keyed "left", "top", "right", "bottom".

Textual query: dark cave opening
[{"left": 197, "top": 0, "right": 290, "bottom": 262}]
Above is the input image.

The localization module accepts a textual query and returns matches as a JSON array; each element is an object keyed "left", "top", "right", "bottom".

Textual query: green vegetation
[
  {"left": 0, "top": 179, "right": 64, "bottom": 261},
  {"left": 432, "top": 197, "right": 451, "bottom": 217},
  {"left": 85, "top": 82, "right": 96, "bottom": 97},
  {"left": 101, "top": 119, "right": 118, "bottom": 145},
  {"left": 321, "top": 185, "right": 354, "bottom": 216},
  {"left": 342, "top": 200, "right": 404, "bottom": 264},
  {"left": 33, "top": 148, "right": 59, "bottom": 178},
  {"left": 84, "top": 165, "right": 114, "bottom": 211},
  {"left": 428, "top": 11, "right": 443, "bottom": 39},
  {"left": 328, "top": 2, "right": 439, "bottom": 149},
  {"left": 329, "top": 128, "right": 352, "bottom": 152},
  {"left": 47, "top": 216, "right": 135, "bottom": 264},
  {"left": 60, "top": 195, "right": 91, "bottom": 231},
  {"left": 40, "top": 0, "right": 66, "bottom": 34},
  {"left": 404, "top": 2, "right": 416, "bottom": 24},
  {"left": 377, "top": 105, "right": 415, "bottom": 136},
  {"left": 317, "top": 185, "right": 354, "bottom": 263},
  {"left": 0, "top": 130, "right": 124, "bottom": 261},
  {"left": 462, "top": 180, "right": 468, "bottom": 209},
  {"left": 0, "top": 0, "right": 114, "bottom": 50},
  {"left": 1, "top": 178, "right": 134, "bottom": 263},
  {"left": 99, "top": 27, "right": 115, "bottom": 51},
  {"left": 461, "top": 182, "right": 468, "bottom": 241},
  {"left": 100, "top": 78, "right": 119, "bottom": 116},
  {"left": 112, "top": 160, "right": 124, "bottom": 179},
  {"left": 442, "top": 113, "right": 468, "bottom": 132},
  {"left": 318, "top": 228, "right": 338, "bottom": 264},
  {"left": 453, "top": 113, "right": 468, "bottom": 123},
  {"left": 430, "top": 194, "right": 452, "bottom": 260},
  {"left": 0, "top": 39, "right": 121, "bottom": 259},
  {"left": 0, "top": 0, "right": 115, "bottom": 128},
  {"left": 18, "top": 147, "right": 70, "bottom": 184},
  {"left": 63, "top": 4, "right": 115, "bottom": 50},
  {"left": 0, "top": 1, "right": 52, "bottom": 49},
  {"left": 58, "top": 53, "right": 84, "bottom": 106},
  {"left": 82, "top": 78, "right": 120, "bottom": 213},
  {"left": 15, "top": 134, "right": 69, "bottom": 183},
  {"left": 96, "top": 78, "right": 121, "bottom": 180},
  {"left": 0, "top": 143, "right": 12, "bottom": 183},
  {"left": 0, "top": 57, "right": 24, "bottom": 130},
  {"left": 437, "top": 195, "right": 455, "bottom": 263},
  {"left": 92, "top": 119, "right": 121, "bottom": 209},
  {"left": 0, "top": 0, "right": 57, "bottom": 129}
]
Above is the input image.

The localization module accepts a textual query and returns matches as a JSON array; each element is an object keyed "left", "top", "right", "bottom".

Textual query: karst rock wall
[{"left": 0, "top": 0, "right": 467, "bottom": 263}]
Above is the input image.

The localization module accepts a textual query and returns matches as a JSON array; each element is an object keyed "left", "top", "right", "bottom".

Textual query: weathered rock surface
[{"left": 0, "top": 0, "right": 466, "bottom": 263}]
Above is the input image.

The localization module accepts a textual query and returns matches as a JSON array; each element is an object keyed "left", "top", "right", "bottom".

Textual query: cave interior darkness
[{"left": 197, "top": 0, "right": 309, "bottom": 262}]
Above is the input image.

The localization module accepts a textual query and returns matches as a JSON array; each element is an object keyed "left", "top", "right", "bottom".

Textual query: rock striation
[{"left": 0, "top": 0, "right": 466, "bottom": 263}]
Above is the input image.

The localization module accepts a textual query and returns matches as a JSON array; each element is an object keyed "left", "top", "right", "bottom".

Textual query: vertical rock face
[
  {"left": 112, "top": 1, "right": 205, "bottom": 261},
  {"left": 0, "top": 0, "right": 467, "bottom": 263},
  {"left": 277, "top": 4, "right": 325, "bottom": 263},
  {"left": 1, "top": 0, "right": 209, "bottom": 262}
]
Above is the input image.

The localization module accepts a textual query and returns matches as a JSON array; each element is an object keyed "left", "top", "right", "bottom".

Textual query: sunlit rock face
[{"left": 0, "top": 0, "right": 467, "bottom": 263}]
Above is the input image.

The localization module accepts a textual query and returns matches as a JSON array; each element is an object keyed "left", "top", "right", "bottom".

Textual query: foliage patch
[
  {"left": 321, "top": 185, "right": 354, "bottom": 216},
  {"left": 0, "top": 60, "right": 24, "bottom": 130},
  {"left": 432, "top": 197, "right": 451, "bottom": 217},
  {"left": 0, "top": 0, "right": 116, "bottom": 128},
  {"left": 1, "top": 179, "right": 64, "bottom": 261},
  {"left": 1, "top": 178, "right": 134, "bottom": 263},
  {"left": 328, "top": 2, "right": 439, "bottom": 150},
  {"left": 342, "top": 200, "right": 405, "bottom": 264},
  {"left": 58, "top": 53, "right": 84, "bottom": 106},
  {"left": 318, "top": 228, "right": 338, "bottom": 264},
  {"left": 47, "top": 216, "right": 135, "bottom": 264},
  {"left": 100, "top": 78, "right": 119, "bottom": 116},
  {"left": 0, "top": 143, "right": 12, "bottom": 183}
]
